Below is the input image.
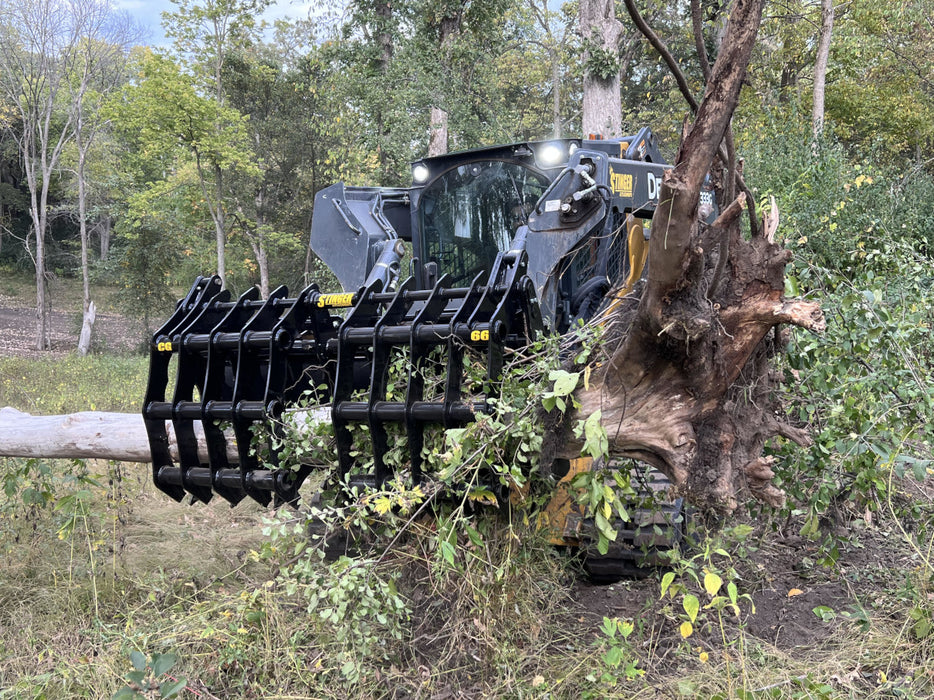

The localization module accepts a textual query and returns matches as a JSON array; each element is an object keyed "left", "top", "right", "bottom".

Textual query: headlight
[
  {"left": 537, "top": 142, "right": 566, "bottom": 168},
  {"left": 412, "top": 163, "right": 430, "bottom": 184}
]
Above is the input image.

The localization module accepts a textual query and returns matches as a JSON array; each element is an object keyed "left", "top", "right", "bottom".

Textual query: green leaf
[
  {"left": 151, "top": 653, "right": 176, "bottom": 677},
  {"left": 549, "top": 370, "right": 580, "bottom": 396},
  {"left": 465, "top": 524, "right": 483, "bottom": 547},
  {"left": 676, "top": 681, "right": 696, "bottom": 696},
  {"left": 581, "top": 411, "right": 608, "bottom": 460},
  {"left": 126, "top": 671, "right": 146, "bottom": 685},
  {"left": 594, "top": 511, "right": 618, "bottom": 541},
  {"left": 440, "top": 540, "right": 456, "bottom": 566},
  {"left": 341, "top": 659, "right": 357, "bottom": 678},
  {"left": 597, "top": 535, "right": 610, "bottom": 555},
  {"left": 159, "top": 678, "right": 188, "bottom": 699},
  {"left": 728, "top": 524, "right": 754, "bottom": 540},
  {"left": 683, "top": 594, "right": 700, "bottom": 624},
  {"left": 111, "top": 688, "right": 139, "bottom": 700},
  {"left": 604, "top": 645, "right": 623, "bottom": 667},
  {"left": 130, "top": 651, "right": 147, "bottom": 672}
]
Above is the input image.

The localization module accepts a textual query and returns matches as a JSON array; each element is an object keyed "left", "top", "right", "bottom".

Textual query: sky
[{"left": 115, "top": 0, "right": 319, "bottom": 47}]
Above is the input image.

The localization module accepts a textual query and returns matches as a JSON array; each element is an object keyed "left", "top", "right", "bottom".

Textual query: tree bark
[
  {"left": 580, "top": 0, "right": 623, "bottom": 138},
  {"left": 812, "top": 0, "right": 834, "bottom": 138},
  {"left": 77, "top": 300, "right": 96, "bottom": 356},
  {"left": 547, "top": 0, "right": 823, "bottom": 514},
  {"left": 98, "top": 217, "right": 111, "bottom": 260},
  {"left": 0, "top": 407, "right": 327, "bottom": 463},
  {"left": 76, "top": 127, "right": 94, "bottom": 356},
  {"left": 428, "top": 11, "right": 460, "bottom": 156},
  {"left": 428, "top": 106, "right": 449, "bottom": 157},
  {"left": 0, "top": 408, "right": 218, "bottom": 463}
]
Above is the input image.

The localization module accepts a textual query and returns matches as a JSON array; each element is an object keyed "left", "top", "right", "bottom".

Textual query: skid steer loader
[{"left": 143, "top": 129, "right": 716, "bottom": 580}]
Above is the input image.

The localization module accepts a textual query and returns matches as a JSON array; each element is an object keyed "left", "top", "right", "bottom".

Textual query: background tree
[
  {"left": 0, "top": 0, "right": 85, "bottom": 349},
  {"left": 811, "top": 0, "right": 834, "bottom": 139},
  {"left": 161, "top": 0, "right": 271, "bottom": 289},
  {"left": 579, "top": 0, "right": 623, "bottom": 137},
  {"left": 107, "top": 51, "right": 257, "bottom": 303},
  {"left": 222, "top": 42, "right": 327, "bottom": 296},
  {"left": 68, "top": 3, "right": 139, "bottom": 355},
  {"left": 824, "top": 0, "right": 934, "bottom": 159}
]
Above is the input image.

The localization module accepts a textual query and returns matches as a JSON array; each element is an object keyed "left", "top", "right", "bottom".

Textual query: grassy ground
[
  {"left": 1, "top": 283, "right": 933, "bottom": 698},
  {"left": 0, "top": 355, "right": 148, "bottom": 413}
]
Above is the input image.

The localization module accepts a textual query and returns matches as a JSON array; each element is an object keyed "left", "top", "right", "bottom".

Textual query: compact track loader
[{"left": 143, "top": 129, "right": 715, "bottom": 579}]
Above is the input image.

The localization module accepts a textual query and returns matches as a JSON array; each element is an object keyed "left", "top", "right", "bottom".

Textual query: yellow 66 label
[
  {"left": 470, "top": 329, "right": 490, "bottom": 342},
  {"left": 157, "top": 341, "right": 173, "bottom": 352}
]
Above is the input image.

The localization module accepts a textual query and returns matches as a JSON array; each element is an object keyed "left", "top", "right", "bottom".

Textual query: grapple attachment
[{"left": 142, "top": 247, "right": 542, "bottom": 507}]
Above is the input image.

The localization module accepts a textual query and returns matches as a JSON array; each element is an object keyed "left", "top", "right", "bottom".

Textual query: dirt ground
[
  {"left": 0, "top": 291, "right": 140, "bottom": 357},
  {"left": 573, "top": 523, "right": 903, "bottom": 649}
]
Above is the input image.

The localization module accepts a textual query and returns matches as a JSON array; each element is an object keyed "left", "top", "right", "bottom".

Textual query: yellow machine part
[
  {"left": 539, "top": 457, "right": 592, "bottom": 545},
  {"left": 540, "top": 216, "right": 647, "bottom": 545}
]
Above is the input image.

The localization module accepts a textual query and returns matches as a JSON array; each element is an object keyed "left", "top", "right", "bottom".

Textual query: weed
[{"left": 112, "top": 652, "right": 187, "bottom": 700}]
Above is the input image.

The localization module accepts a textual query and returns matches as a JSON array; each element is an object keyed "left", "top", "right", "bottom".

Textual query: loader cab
[{"left": 407, "top": 141, "right": 575, "bottom": 289}]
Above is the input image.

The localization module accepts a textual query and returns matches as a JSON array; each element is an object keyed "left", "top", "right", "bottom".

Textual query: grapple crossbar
[{"left": 143, "top": 248, "right": 542, "bottom": 507}]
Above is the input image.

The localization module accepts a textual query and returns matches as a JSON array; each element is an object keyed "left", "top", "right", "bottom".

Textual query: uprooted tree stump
[{"left": 546, "top": 0, "right": 824, "bottom": 513}]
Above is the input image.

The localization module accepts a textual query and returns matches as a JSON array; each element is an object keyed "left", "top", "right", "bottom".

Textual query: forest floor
[
  {"left": 0, "top": 276, "right": 141, "bottom": 358},
  {"left": 1, "top": 273, "right": 932, "bottom": 698}
]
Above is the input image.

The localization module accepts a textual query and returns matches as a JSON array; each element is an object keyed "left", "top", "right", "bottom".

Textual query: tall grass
[{"left": 0, "top": 355, "right": 149, "bottom": 414}]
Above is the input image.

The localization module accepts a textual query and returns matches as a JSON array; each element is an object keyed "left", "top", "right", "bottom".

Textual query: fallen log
[
  {"left": 0, "top": 407, "right": 228, "bottom": 463},
  {"left": 0, "top": 407, "right": 329, "bottom": 464}
]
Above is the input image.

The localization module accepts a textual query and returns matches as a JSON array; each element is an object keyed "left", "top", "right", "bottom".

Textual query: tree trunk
[
  {"left": 547, "top": 0, "right": 824, "bottom": 514},
  {"left": 76, "top": 130, "right": 95, "bottom": 356},
  {"left": 812, "top": 0, "right": 834, "bottom": 138},
  {"left": 580, "top": 0, "right": 623, "bottom": 138},
  {"left": 0, "top": 407, "right": 327, "bottom": 463},
  {"left": 428, "top": 106, "right": 449, "bottom": 157},
  {"left": 0, "top": 408, "right": 227, "bottom": 463},
  {"left": 214, "top": 162, "right": 228, "bottom": 289},
  {"left": 428, "top": 11, "right": 461, "bottom": 157},
  {"left": 28, "top": 192, "right": 51, "bottom": 351},
  {"left": 98, "top": 217, "right": 111, "bottom": 260},
  {"left": 33, "top": 225, "right": 49, "bottom": 351},
  {"left": 77, "top": 300, "right": 96, "bottom": 356},
  {"left": 551, "top": 45, "right": 562, "bottom": 138},
  {"left": 375, "top": 0, "right": 393, "bottom": 172}
]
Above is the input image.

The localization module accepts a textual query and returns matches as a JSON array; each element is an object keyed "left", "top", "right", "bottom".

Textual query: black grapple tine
[
  {"left": 200, "top": 287, "right": 261, "bottom": 506},
  {"left": 404, "top": 274, "right": 454, "bottom": 484},
  {"left": 144, "top": 276, "right": 223, "bottom": 502},
  {"left": 368, "top": 277, "right": 416, "bottom": 486},
  {"left": 170, "top": 286, "right": 234, "bottom": 504}
]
